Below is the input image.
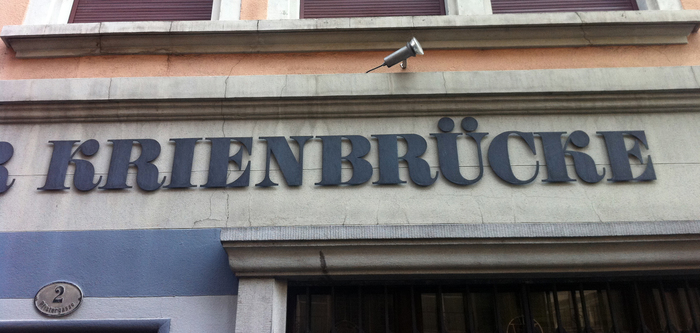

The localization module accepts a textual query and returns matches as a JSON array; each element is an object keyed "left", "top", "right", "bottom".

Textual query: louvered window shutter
[
  {"left": 491, "top": 0, "right": 637, "bottom": 13},
  {"left": 301, "top": 0, "right": 445, "bottom": 18},
  {"left": 69, "top": 0, "right": 213, "bottom": 23}
]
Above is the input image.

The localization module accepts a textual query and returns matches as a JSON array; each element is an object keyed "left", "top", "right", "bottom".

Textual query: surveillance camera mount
[{"left": 366, "top": 37, "right": 424, "bottom": 73}]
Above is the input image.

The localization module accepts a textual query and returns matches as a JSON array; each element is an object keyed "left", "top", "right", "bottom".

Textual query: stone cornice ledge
[
  {"left": 2, "top": 11, "right": 700, "bottom": 58},
  {"left": 221, "top": 222, "right": 700, "bottom": 277},
  {"left": 1, "top": 67, "right": 700, "bottom": 123}
]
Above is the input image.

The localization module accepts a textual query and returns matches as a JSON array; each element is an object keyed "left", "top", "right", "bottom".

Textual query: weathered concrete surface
[
  {"left": 235, "top": 278, "right": 286, "bottom": 333},
  {"left": 223, "top": 229, "right": 700, "bottom": 276},
  {"left": 3, "top": 11, "right": 700, "bottom": 58},
  {"left": 0, "top": 113, "right": 698, "bottom": 231},
  {"left": 2, "top": 67, "right": 699, "bottom": 103},
  {"left": 1, "top": 67, "right": 700, "bottom": 120}
]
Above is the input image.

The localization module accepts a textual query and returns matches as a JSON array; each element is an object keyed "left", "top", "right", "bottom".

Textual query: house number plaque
[{"left": 34, "top": 281, "right": 83, "bottom": 317}]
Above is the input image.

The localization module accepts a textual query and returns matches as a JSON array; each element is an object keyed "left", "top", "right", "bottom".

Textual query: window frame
[
  {"left": 20, "top": 0, "right": 684, "bottom": 25},
  {"left": 21, "top": 0, "right": 241, "bottom": 25}
]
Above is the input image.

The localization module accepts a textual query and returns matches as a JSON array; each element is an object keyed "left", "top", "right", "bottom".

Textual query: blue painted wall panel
[{"left": 0, "top": 229, "right": 238, "bottom": 298}]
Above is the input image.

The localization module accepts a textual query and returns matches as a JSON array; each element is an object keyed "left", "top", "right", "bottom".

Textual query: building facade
[{"left": 1, "top": 0, "right": 700, "bottom": 331}]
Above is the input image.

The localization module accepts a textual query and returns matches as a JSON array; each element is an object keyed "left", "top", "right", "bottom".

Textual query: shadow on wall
[{"left": 0, "top": 229, "right": 238, "bottom": 298}]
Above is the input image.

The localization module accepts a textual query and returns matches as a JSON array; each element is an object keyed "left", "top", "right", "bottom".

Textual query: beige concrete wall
[
  {"left": 0, "top": 113, "right": 697, "bottom": 231},
  {"left": 2, "top": 0, "right": 700, "bottom": 80}
]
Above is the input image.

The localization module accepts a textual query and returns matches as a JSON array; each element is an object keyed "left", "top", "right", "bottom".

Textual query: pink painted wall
[
  {"left": 240, "top": 0, "right": 268, "bottom": 19},
  {"left": 685, "top": 0, "right": 700, "bottom": 9},
  {"left": 1, "top": 0, "right": 699, "bottom": 80},
  {"left": 0, "top": 0, "right": 28, "bottom": 80}
]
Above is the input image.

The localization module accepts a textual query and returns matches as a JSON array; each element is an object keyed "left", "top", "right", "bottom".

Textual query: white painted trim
[
  {"left": 22, "top": 0, "right": 242, "bottom": 24},
  {"left": 290, "top": 0, "right": 301, "bottom": 19},
  {"left": 211, "top": 0, "right": 222, "bottom": 20},
  {"left": 219, "top": 0, "right": 242, "bottom": 20},
  {"left": 648, "top": 0, "right": 684, "bottom": 10},
  {"left": 267, "top": 0, "right": 287, "bottom": 19},
  {"left": 446, "top": 0, "right": 458, "bottom": 14},
  {"left": 268, "top": 0, "right": 300, "bottom": 19},
  {"left": 455, "top": 0, "right": 493, "bottom": 15},
  {"left": 23, "top": 0, "right": 74, "bottom": 25},
  {"left": 56, "top": 0, "right": 74, "bottom": 23}
]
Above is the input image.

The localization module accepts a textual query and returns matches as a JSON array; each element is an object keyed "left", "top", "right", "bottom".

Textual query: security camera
[{"left": 366, "top": 37, "right": 424, "bottom": 73}]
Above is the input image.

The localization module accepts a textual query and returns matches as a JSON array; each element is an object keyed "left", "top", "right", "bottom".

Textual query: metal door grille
[{"left": 287, "top": 279, "right": 700, "bottom": 333}]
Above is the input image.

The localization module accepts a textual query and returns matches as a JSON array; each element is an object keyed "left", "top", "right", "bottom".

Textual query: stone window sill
[{"left": 1, "top": 11, "right": 700, "bottom": 58}]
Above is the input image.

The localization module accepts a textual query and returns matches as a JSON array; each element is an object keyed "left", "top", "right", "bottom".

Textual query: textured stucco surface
[
  {"left": 0, "top": 113, "right": 698, "bottom": 231},
  {"left": 1, "top": 0, "right": 700, "bottom": 79},
  {"left": 240, "top": 0, "right": 268, "bottom": 20},
  {"left": 0, "top": 0, "right": 27, "bottom": 80},
  {"left": 2, "top": 41, "right": 700, "bottom": 80},
  {"left": 3, "top": 67, "right": 698, "bottom": 103},
  {"left": 686, "top": 0, "right": 700, "bottom": 9}
]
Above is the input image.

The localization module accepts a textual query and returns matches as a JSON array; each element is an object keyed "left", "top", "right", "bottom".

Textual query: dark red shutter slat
[
  {"left": 301, "top": 0, "right": 445, "bottom": 18},
  {"left": 69, "top": 0, "right": 213, "bottom": 23},
  {"left": 491, "top": 0, "right": 637, "bottom": 13}
]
